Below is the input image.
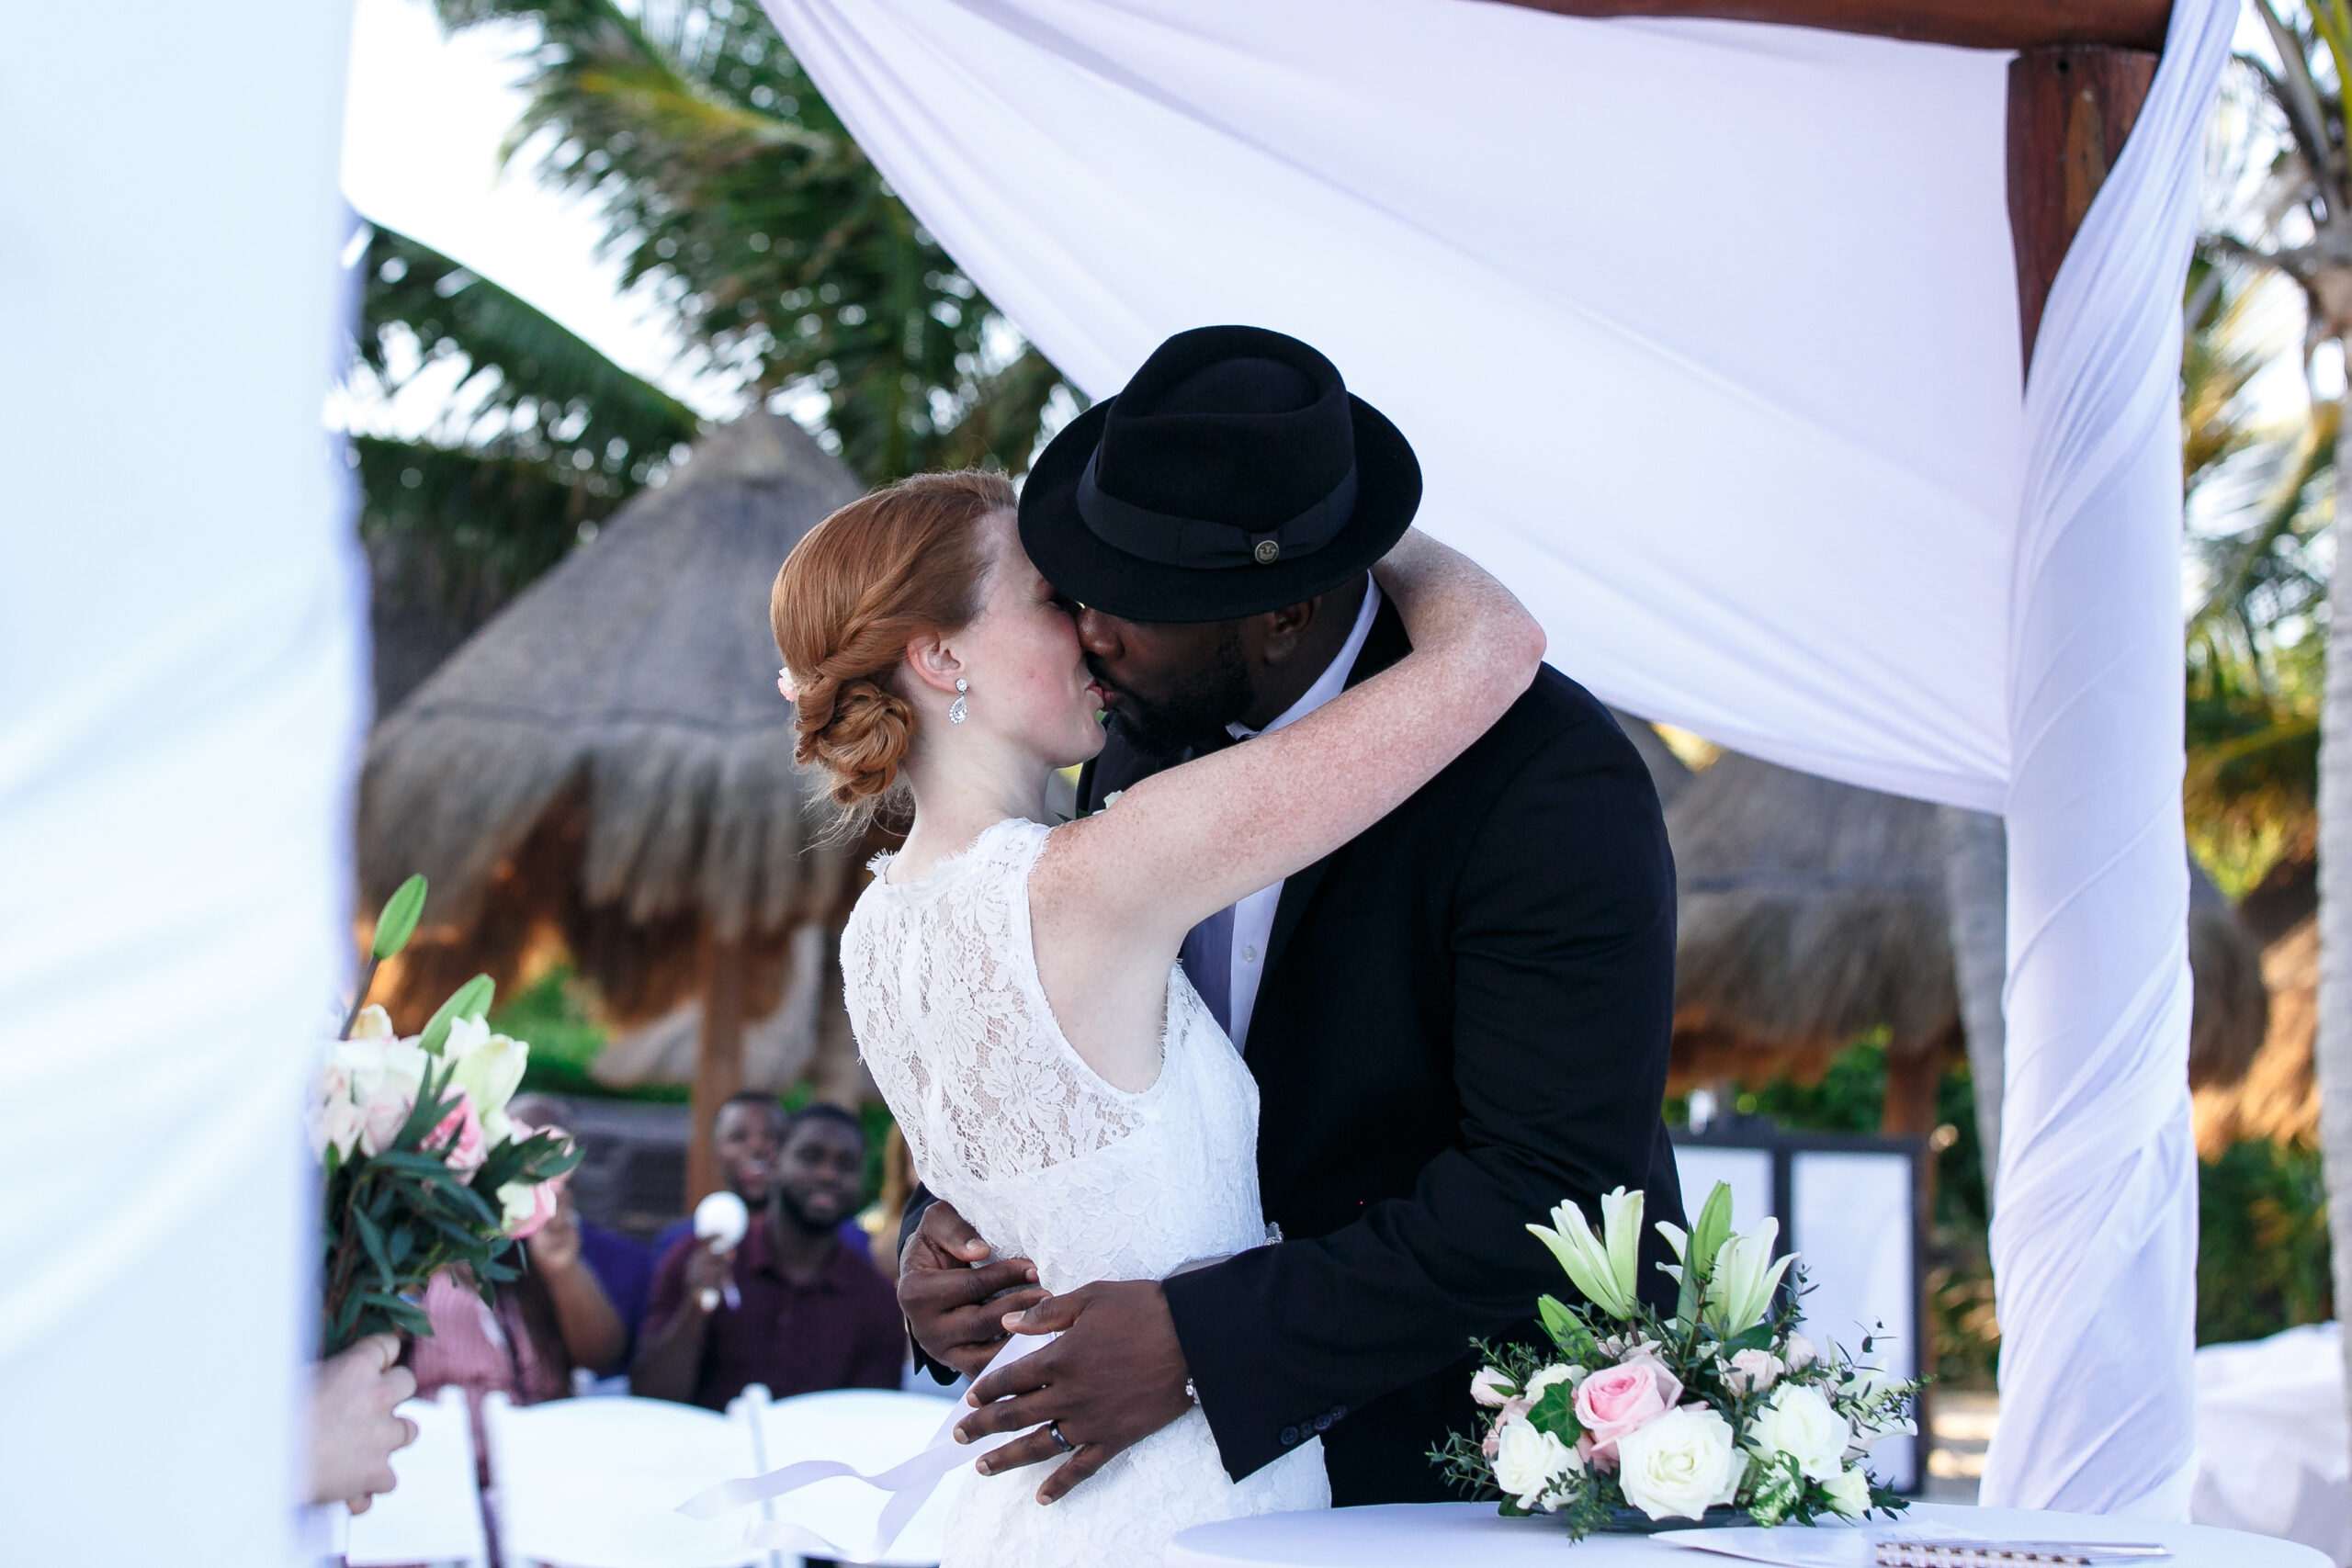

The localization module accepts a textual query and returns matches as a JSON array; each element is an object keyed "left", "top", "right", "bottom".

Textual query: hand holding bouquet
[
  {"left": 312, "top": 875, "right": 580, "bottom": 1354},
  {"left": 1432, "top": 1181, "right": 1920, "bottom": 1539}
]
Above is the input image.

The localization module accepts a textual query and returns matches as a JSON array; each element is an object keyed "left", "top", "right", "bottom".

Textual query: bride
[{"left": 769, "top": 468, "right": 1544, "bottom": 1567}]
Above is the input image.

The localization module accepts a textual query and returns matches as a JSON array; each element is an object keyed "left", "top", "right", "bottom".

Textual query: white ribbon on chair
[{"left": 679, "top": 1333, "right": 1054, "bottom": 1561}]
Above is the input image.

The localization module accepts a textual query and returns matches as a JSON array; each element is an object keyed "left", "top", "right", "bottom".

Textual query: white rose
[
  {"left": 334, "top": 1035, "right": 426, "bottom": 1105},
  {"left": 1470, "top": 1367, "right": 1517, "bottom": 1408},
  {"left": 1613, "top": 1404, "right": 1741, "bottom": 1521},
  {"left": 1492, "top": 1415, "right": 1577, "bottom": 1508},
  {"left": 1821, "top": 1463, "right": 1872, "bottom": 1517},
  {"left": 1723, "top": 1348, "right": 1784, "bottom": 1395},
  {"left": 310, "top": 1097, "right": 365, "bottom": 1159},
  {"left": 1747, "top": 1382, "right": 1849, "bottom": 1482},
  {"left": 1782, "top": 1333, "right": 1819, "bottom": 1370},
  {"left": 1524, "top": 1364, "right": 1577, "bottom": 1400}
]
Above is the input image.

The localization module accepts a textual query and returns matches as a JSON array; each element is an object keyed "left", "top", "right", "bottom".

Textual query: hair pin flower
[{"left": 777, "top": 665, "right": 800, "bottom": 703}]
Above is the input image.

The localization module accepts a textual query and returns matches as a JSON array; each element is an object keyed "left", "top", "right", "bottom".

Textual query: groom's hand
[
  {"left": 955, "top": 1280, "right": 1194, "bottom": 1505},
  {"left": 899, "top": 1200, "right": 1047, "bottom": 1379}
]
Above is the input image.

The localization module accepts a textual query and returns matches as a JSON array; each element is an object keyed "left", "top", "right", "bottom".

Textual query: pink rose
[
  {"left": 358, "top": 1085, "right": 414, "bottom": 1157},
  {"left": 424, "top": 1091, "right": 486, "bottom": 1173},
  {"left": 1619, "top": 1348, "right": 1685, "bottom": 1408},
  {"left": 1574, "top": 1362, "right": 1673, "bottom": 1468},
  {"left": 501, "top": 1179, "right": 560, "bottom": 1238}
]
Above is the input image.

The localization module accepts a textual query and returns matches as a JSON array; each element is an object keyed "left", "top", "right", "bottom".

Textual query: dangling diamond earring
[{"left": 948, "top": 678, "right": 968, "bottom": 725}]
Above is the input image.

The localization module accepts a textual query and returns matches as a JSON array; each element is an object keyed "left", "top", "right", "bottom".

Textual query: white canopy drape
[
  {"left": 760, "top": 0, "right": 2230, "bottom": 1513},
  {"left": 0, "top": 4, "right": 363, "bottom": 1562}
]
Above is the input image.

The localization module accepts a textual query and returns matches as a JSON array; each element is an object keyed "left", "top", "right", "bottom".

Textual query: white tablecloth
[{"left": 1166, "top": 1502, "right": 2333, "bottom": 1567}]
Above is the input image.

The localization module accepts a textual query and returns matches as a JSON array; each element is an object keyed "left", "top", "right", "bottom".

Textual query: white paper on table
[
  {"left": 1656, "top": 1525, "right": 1879, "bottom": 1567},
  {"left": 1658, "top": 1525, "right": 2170, "bottom": 1566}
]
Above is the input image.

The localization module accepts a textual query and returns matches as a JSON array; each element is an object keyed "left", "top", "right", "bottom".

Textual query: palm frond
[{"left": 429, "top": 0, "right": 1078, "bottom": 484}]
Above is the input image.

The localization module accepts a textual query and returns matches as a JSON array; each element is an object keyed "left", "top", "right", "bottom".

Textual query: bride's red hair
[{"left": 771, "top": 469, "right": 1016, "bottom": 811}]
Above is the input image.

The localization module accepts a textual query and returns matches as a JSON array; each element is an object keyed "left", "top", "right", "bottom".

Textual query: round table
[{"left": 1165, "top": 1501, "right": 2333, "bottom": 1567}]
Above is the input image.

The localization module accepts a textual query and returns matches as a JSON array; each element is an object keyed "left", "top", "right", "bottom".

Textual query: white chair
[
  {"left": 482, "top": 1393, "right": 766, "bottom": 1568},
  {"left": 2192, "top": 1321, "right": 2349, "bottom": 1566},
  {"left": 735, "top": 1384, "right": 967, "bottom": 1567},
  {"left": 345, "top": 1385, "right": 489, "bottom": 1568}
]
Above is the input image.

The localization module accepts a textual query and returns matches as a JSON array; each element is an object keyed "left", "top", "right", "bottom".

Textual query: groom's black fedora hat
[{"left": 1019, "top": 325, "right": 1420, "bottom": 623}]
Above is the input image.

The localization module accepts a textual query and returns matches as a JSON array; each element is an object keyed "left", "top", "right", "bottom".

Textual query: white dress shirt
[{"left": 1215, "top": 575, "right": 1383, "bottom": 1052}]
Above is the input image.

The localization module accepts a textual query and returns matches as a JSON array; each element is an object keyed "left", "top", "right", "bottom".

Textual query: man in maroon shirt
[{"left": 633, "top": 1104, "right": 903, "bottom": 1409}]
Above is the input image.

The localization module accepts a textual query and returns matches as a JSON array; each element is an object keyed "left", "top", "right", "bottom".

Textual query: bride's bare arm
[{"left": 1031, "top": 530, "right": 1543, "bottom": 1060}]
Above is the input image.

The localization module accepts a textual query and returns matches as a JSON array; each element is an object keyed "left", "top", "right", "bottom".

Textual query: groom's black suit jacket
[{"left": 1087, "top": 602, "right": 1686, "bottom": 1505}]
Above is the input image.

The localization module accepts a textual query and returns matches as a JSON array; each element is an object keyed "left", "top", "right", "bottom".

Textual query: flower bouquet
[
  {"left": 311, "top": 874, "right": 580, "bottom": 1355},
  {"left": 1431, "top": 1181, "right": 1920, "bottom": 1539}
]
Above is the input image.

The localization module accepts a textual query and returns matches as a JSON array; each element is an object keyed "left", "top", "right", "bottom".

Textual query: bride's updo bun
[{"left": 771, "top": 469, "right": 1015, "bottom": 813}]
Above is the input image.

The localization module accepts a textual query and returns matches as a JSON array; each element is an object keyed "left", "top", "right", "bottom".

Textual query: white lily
[
  {"left": 1704, "top": 1218, "right": 1793, "bottom": 1336},
  {"left": 1527, "top": 1187, "right": 1644, "bottom": 1319}
]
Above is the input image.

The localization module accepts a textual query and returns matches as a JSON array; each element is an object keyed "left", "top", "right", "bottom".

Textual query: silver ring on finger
[{"left": 1046, "top": 1420, "right": 1076, "bottom": 1454}]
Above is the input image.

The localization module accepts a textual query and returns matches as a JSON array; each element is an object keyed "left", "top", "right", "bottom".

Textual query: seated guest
[
  {"left": 410, "top": 1184, "right": 628, "bottom": 1474},
  {"left": 634, "top": 1104, "right": 903, "bottom": 1409},
  {"left": 510, "top": 1092, "right": 655, "bottom": 1359},
  {"left": 651, "top": 1089, "right": 875, "bottom": 1266}
]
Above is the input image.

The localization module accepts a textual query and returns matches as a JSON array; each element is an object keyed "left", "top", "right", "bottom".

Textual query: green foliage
[
  {"left": 320, "top": 1056, "right": 581, "bottom": 1354},
  {"left": 420, "top": 974, "right": 497, "bottom": 1055},
  {"left": 428, "top": 0, "right": 1077, "bottom": 485},
  {"left": 372, "top": 874, "right": 430, "bottom": 960},
  {"left": 2179, "top": 260, "right": 2327, "bottom": 897},
  {"left": 2197, "top": 1137, "right": 2335, "bottom": 1345},
  {"left": 351, "top": 222, "right": 703, "bottom": 622}
]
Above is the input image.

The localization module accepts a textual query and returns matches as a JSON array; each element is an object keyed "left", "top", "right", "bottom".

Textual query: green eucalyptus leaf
[
  {"left": 419, "top": 974, "right": 496, "bottom": 1055},
  {"left": 371, "top": 874, "right": 429, "bottom": 960}
]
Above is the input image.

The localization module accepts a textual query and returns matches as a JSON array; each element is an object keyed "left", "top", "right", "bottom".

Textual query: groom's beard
[{"left": 1090, "top": 626, "right": 1254, "bottom": 757}]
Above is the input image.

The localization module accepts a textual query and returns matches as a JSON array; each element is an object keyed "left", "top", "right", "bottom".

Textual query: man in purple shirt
[
  {"left": 633, "top": 1103, "right": 902, "bottom": 1410},
  {"left": 650, "top": 1090, "right": 875, "bottom": 1269}
]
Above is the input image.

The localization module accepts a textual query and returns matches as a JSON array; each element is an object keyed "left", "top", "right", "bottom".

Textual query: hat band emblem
[{"left": 1076, "top": 448, "right": 1357, "bottom": 570}]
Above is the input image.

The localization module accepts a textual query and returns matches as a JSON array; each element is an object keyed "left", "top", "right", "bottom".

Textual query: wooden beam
[
  {"left": 686, "top": 930, "right": 749, "bottom": 1208},
  {"left": 1477, "top": 0, "right": 2169, "bottom": 51},
  {"left": 2007, "top": 45, "right": 2159, "bottom": 367}
]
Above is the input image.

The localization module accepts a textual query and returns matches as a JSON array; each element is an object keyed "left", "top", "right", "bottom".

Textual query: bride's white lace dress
[{"left": 842, "top": 818, "right": 1329, "bottom": 1568}]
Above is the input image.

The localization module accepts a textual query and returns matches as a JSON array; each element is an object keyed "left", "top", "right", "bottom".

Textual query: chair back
[
  {"left": 738, "top": 1386, "right": 966, "bottom": 1567},
  {"left": 482, "top": 1393, "right": 764, "bottom": 1568},
  {"left": 344, "top": 1385, "right": 489, "bottom": 1568}
]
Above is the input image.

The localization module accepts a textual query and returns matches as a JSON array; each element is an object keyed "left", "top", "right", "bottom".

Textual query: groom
[{"left": 902, "top": 325, "right": 1685, "bottom": 1506}]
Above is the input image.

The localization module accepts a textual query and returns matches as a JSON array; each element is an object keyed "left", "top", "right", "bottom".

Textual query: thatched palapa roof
[
  {"left": 359, "top": 412, "right": 864, "bottom": 1028},
  {"left": 1665, "top": 750, "right": 2269, "bottom": 1119}
]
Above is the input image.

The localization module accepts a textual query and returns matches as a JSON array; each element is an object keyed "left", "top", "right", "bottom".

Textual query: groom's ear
[{"left": 1248, "top": 598, "right": 1321, "bottom": 670}]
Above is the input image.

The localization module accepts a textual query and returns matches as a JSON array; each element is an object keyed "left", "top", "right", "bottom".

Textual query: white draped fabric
[
  {"left": 0, "top": 4, "right": 363, "bottom": 1563},
  {"left": 759, "top": 0, "right": 2229, "bottom": 1513}
]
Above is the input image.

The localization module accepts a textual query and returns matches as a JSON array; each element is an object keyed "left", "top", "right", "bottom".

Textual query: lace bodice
[
  {"left": 840, "top": 818, "right": 1327, "bottom": 1567},
  {"left": 842, "top": 818, "right": 1269, "bottom": 1292}
]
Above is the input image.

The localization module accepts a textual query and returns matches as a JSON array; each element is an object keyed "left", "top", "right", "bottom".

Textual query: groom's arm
[{"left": 1164, "top": 717, "right": 1683, "bottom": 1483}]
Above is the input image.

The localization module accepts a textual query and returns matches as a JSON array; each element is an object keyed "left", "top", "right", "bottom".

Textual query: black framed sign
[{"left": 1670, "top": 1123, "right": 1930, "bottom": 1492}]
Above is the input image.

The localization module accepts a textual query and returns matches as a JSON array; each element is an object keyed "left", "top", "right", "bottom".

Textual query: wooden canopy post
[
  {"left": 687, "top": 928, "right": 749, "bottom": 1207},
  {"left": 2007, "top": 46, "right": 2161, "bottom": 369}
]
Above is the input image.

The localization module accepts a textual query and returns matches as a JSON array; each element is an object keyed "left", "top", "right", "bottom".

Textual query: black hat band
[{"left": 1076, "top": 447, "right": 1359, "bottom": 570}]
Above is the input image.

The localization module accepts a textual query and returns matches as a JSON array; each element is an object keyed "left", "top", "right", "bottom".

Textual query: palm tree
[
  {"left": 345, "top": 219, "right": 703, "bottom": 705},
  {"left": 2199, "top": 0, "right": 2352, "bottom": 1468},
  {"left": 430, "top": 0, "right": 1075, "bottom": 485}
]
